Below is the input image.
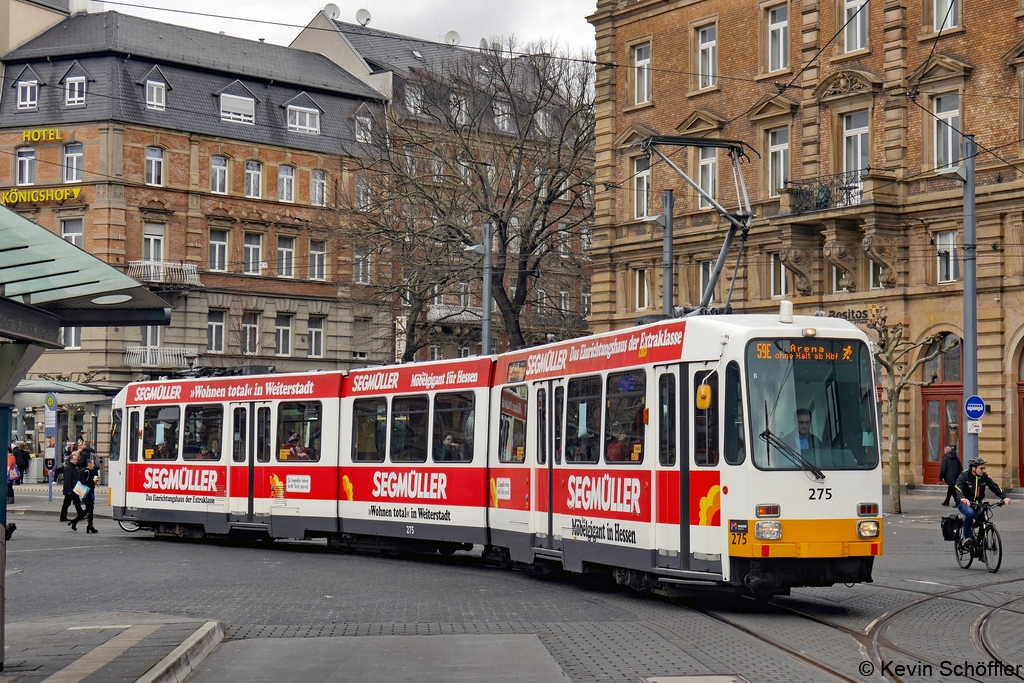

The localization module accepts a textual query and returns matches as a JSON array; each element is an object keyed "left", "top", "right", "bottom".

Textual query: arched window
[
  {"left": 921, "top": 332, "right": 962, "bottom": 483},
  {"left": 923, "top": 332, "right": 961, "bottom": 383}
]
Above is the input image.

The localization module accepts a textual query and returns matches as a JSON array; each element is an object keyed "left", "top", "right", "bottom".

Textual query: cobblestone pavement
[{"left": 6, "top": 494, "right": 1024, "bottom": 682}]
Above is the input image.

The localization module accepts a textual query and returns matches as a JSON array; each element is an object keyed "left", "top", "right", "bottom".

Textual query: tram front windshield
[{"left": 747, "top": 338, "right": 878, "bottom": 471}]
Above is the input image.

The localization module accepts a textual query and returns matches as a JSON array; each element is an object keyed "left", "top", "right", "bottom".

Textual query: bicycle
[{"left": 954, "top": 500, "right": 1004, "bottom": 573}]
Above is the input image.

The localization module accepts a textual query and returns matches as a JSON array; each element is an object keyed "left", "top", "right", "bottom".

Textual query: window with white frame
[
  {"left": 450, "top": 93, "right": 470, "bottom": 125},
  {"left": 243, "top": 233, "right": 262, "bottom": 274},
  {"left": 309, "top": 240, "right": 326, "bottom": 280},
  {"left": 355, "top": 115, "right": 372, "bottom": 143},
  {"left": 844, "top": 0, "right": 868, "bottom": 53},
  {"left": 843, "top": 110, "right": 870, "bottom": 195},
  {"left": 582, "top": 291, "right": 592, "bottom": 316},
  {"left": 429, "top": 345, "right": 443, "bottom": 361},
  {"left": 633, "top": 42, "right": 651, "bottom": 104},
  {"left": 698, "top": 147, "right": 716, "bottom": 209},
  {"left": 698, "top": 24, "right": 718, "bottom": 89},
  {"left": 635, "top": 269, "right": 649, "bottom": 310},
  {"left": 63, "top": 143, "right": 83, "bottom": 183},
  {"left": 768, "top": 127, "right": 789, "bottom": 198},
  {"left": 209, "top": 229, "right": 227, "bottom": 271},
  {"left": 142, "top": 224, "right": 164, "bottom": 279},
  {"left": 700, "top": 260, "right": 715, "bottom": 303},
  {"left": 770, "top": 253, "right": 789, "bottom": 298},
  {"left": 458, "top": 346, "right": 471, "bottom": 358},
  {"left": 307, "top": 317, "right": 324, "bottom": 358},
  {"left": 17, "top": 81, "right": 37, "bottom": 110},
  {"left": 142, "top": 325, "right": 160, "bottom": 349},
  {"left": 431, "top": 284, "right": 444, "bottom": 306},
  {"left": 242, "top": 312, "right": 259, "bottom": 355},
  {"left": 870, "top": 260, "right": 884, "bottom": 290},
  {"left": 536, "top": 289, "right": 547, "bottom": 310},
  {"left": 354, "top": 247, "right": 370, "bottom": 284},
  {"left": 207, "top": 310, "right": 225, "bottom": 353},
  {"left": 277, "top": 236, "right": 295, "bottom": 277},
  {"left": 275, "top": 314, "right": 292, "bottom": 356},
  {"left": 278, "top": 166, "right": 294, "bottom": 203},
  {"left": 581, "top": 225, "right": 592, "bottom": 252},
  {"left": 458, "top": 281, "right": 470, "bottom": 308},
  {"left": 61, "top": 326, "right": 82, "bottom": 350},
  {"left": 832, "top": 266, "right": 849, "bottom": 293},
  {"left": 493, "top": 99, "right": 514, "bottom": 133},
  {"left": 146, "top": 81, "right": 165, "bottom": 110},
  {"left": 355, "top": 176, "right": 371, "bottom": 211},
  {"left": 65, "top": 77, "right": 85, "bottom": 106},
  {"left": 16, "top": 148, "right": 35, "bottom": 186},
  {"left": 62, "top": 219, "right": 83, "bottom": 248},
  {"left": 936, "top": 230, "right": 958, "bottom": 283},
  {"left": 245, "top": 161, "right": 262, "bottom": 199},
  {"left": 535, "top": 169, "right": 548, "bottom": 199},
  {"left": 145, "top": 147, "right": 163, "bottom": 186},
  {"left": 934, "top": 0, "right": 958, "bottom": 31},
  {"left": 558, "top": 225, "right": 570, "bottom": 257},
  {"left": 559, "top": 291, "right": 569, "bottom": 314},
  {"left": 287, "top": 106, "right": 319, "bottom": 134},
  {"left": 211, "top": 156, "right": 227, "bottom": 194},
  {"left": 311, "top": 169, "right": 327, "bottom": 206},
  {"left": 405, "top": 84, "right": 423, "bottom": 114},
  {"left": 934, "top": 93, "right": 960, "bottom": 170},
  {"left": 633, "top": 156, "right": 650, "bottom": 219},
  {"left": 535, "top": 109, "right": 553, "bottom": 136},
  {"left": 221, "top": 93, "right": 254, "bottom": 124},
  {"left": 768, "top": 5, "right": 789, "bottom": 72}
]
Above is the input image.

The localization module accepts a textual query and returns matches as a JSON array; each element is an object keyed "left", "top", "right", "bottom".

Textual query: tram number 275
[{"left": 808, "top": 488, "right": 833, "bottom": 500}]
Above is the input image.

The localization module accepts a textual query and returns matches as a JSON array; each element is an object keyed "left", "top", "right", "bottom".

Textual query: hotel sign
[
  {"left": 2, "top": 187, "right": 81, "bottom": 205},
  {"left": 21, "top": 128, "right": 62, "bottom": 142}
]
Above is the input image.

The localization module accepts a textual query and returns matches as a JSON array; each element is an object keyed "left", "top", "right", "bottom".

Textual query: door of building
[{"left": 922, "top": 389, "right": 961, "bottom": 483}]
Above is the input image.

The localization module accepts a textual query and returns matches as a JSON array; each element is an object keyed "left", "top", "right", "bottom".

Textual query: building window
[
  {"left": 582, "top": 292, "right": 592, "bottom": 316},
  {"left": 936, "top": 230, "right": 958, "bottom": 283},
  {"left": 307, "top": 317, "right": 324, "bottom": 358},
  {"left": 450, "top": 94, "right": 470, "bottom": 125},
  {"left": 61, "top": 326, "right": 81, "bottom": 350},
  {"left": 633, "top": 42, "right": 651, "bottom": 105},
  {"left": 770, "top": 253, "right": 789, "bottom": 298},
  {"left": 278, "top": 166, "right": 294, "bottom": 203},
  {"left": 493, "top": 99, "right": 514, "bottom": 133},
  {"left": 768, "top": 5, "right": 789, "bottom": 72},
  {"left": 287, "top": 106, "right": 319, "bottom": 134},
  {"left": 209, "top": 229, "right": 227, "bottom": 271},
  {"left": 62, "top": 219, "right": 83, "bottom": 248},
  {"left": 934, "top": 0, "right": 958, "bottom": 31},
  {"left": 459, "top": 346, "right": 471, "bottom": 358},
  {"left": 145, "top": 147, "right": 163, "bottom": 186},
  {"left": 142, "top": 224, "right": 164, "bottom": 277},
  {"left": 559, "top": 291, "right": 569, "bottom": 313},
  {"left": 146, "top": 81, "right": 165, "bottom": 110},
  {"left": 355, "top": 115, "right": 372, "bottom": 143},
  {"left": 700, "top": 260, "right": 715, "bottom": 303},
  {"left": 536, "top": 289, "right": 547, "bottom": 310},
  {"left": 142, "top": 325, "right": 160, "bottom": 349},
  {"left": 635, "top": 269, "right": 649, "bottom": 310},
  {"left": 211, "top": 156, "right": 227, "bottom": 194},
  {"left": 844, "top": 0, "right": 868, "bottom": 53},
  {"left": 65, "top": 77, "right": 86, "bottom": 106},
  {"left": 311, "top": 169, "right": 327, "bottom": 206},
  {"left": 843, "top": 110, "right": 870, "bottom": 195},
  {"left": 355, "top": 176, "right": 371, "bottom": 211},
  {"left": 633, "top": 156, "right": 650, "bottom": 219},
  {"left": 767, "top": 127, "right": 789, "bottom": 198},
  {"left": 242, "top": 312, "right": 259, "bottom": 355},
  {"left": 277, "top": 236, "right": 295, "bottom": 278},
  {"left": 207, "top": 310, "right": 225, "bottom": 353},
  {"left": 698, "top": 24, "right": 717, "bottom": 89},
  {"left": 63, "top": 143, "right": 83, "bottom": 183},
  {"left": 934, "top": 94, "right": 960, "bottom": 170},
  {"left": 405, "top": 85, "right": 423, "bottom": 114},
  {"left": 429, "top": 345, "right": 443, "bottom": 361},
  {"left": 698, "top": 147, "right": 716, "bottom": 209},
  {"left": 245, "top": 161, "right": 262, "bottom": 199},
  {"left": 16, "top": 148, "right": 35, "bottom": 186},
  {"left": 17, "top": 81, "right": 37, "bottom": 110},
  {"left": 243, "top": 233, "right": 262, "bottom": 274},
  {"left": 870, "top": 260, "right": 884, "bottom": 290},
  {"left": 354, "top": 247, "right": 370, "bottom": 284},
  {"left": 275, "top": 315, "right": 292, "bottom": 356},
  {"left": 309, "top": 240, "right": 326, "bottom": 280},
  {"left": 431, "top": 284, "right": 444, "bottom": 307},
  {"left": 221, "top": 94, "right": 255, "bottom": 124},
  {"left": 832, "top": 266, "right": 849, "bottom": 293}
]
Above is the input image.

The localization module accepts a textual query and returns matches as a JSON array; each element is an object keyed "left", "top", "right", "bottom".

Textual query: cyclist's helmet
[{"left": 969, "top": 458, "right": 987, "bottom": 469}]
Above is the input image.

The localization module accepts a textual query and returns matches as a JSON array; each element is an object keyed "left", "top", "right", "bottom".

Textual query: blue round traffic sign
[{"left": 965, "top": 395, "right": 986, "bottom": 420}]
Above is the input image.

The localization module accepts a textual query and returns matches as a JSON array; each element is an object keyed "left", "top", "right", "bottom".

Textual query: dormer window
[
  {"left": 146, "top": 81, "right": 165, "bottom": 111},
  {"left": 221, "top": 94, "right": 254, "bottom": 124},
  {"left": 287, "top": 106, "right": 319, "bottom": 134},
  {"left": 17, "top": 81, "right": 37, "bottom": 110},
  {"left": 355, "top": 115, "right": 372, "bottom": 143},
  {"left": 65, "top": 77, "right": 85, "bottom": 106}
]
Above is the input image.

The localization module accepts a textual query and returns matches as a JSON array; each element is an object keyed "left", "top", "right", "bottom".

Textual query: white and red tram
[{"left": 109, "top": 311, "right": 884, "bottom": 594}]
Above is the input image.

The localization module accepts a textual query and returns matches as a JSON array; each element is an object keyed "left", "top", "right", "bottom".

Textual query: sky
[{"left": 96, "top": 0, "right": 599, "bottom": 54}]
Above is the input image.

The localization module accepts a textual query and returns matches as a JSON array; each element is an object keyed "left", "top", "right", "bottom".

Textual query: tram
[{"left": 108, "top": 306, "right": 883, "bottom": 595}]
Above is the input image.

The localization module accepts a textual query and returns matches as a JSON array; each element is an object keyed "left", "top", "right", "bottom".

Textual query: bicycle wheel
[
  {"left": 117, "top": 520, "right": 140, "bottom": 533},
  {"left": 955, "top": 535, "right": 974, "bottom": 569},
  {"left": 984, "top": 526, "right": 1002, "bottom": 573}
]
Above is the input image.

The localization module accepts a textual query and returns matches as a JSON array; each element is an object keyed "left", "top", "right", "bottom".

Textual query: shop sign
[
  {"left": 21, "top": 127, "right": 62, "bottom": 142},
  {"left": 1, "top": 187, "right": 82, "bottom": 205},
  {"left": 825, "top": 304, "right": 880, "bottom": 325}
]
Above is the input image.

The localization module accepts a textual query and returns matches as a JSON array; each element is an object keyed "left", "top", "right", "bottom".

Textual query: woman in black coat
[{"left": 939, "top": 444, "right": 962, "bottom": 506}]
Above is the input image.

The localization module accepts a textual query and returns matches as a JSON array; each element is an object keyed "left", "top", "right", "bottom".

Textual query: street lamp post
[{"left": 466, "top": 220, "right": 493, "bottom": 356}]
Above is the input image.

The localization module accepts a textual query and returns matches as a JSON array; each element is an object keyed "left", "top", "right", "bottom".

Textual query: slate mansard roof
[{"left": 328, "top": 19, "right": 468, "bottom": 77}]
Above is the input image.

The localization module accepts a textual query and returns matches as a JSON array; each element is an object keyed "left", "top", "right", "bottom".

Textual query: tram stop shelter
[{"left": 0, "top": 206, "right": 170, "bottom": 668}]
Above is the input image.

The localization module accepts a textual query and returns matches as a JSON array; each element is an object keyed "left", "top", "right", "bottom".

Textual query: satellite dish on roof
[
  {"left": 323, "top": 3, "right": 340, "bottom": 20},
  {"left": 479, "top": 38, "right": 489, "bottom": 51},
  {"left": 445, "top": 30, "right": 461, "bottom": 46},
  {"left": 355, "top": 8, "right": 371, "bottom": 26}
]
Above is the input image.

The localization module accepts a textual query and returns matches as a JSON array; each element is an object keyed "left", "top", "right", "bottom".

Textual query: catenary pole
[{"left": 962, "top": 134, "right": 978, "bottom": 463}]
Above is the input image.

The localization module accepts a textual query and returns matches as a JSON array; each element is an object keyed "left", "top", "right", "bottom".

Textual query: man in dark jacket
[
  {"left": 939, "top": 444, "right": 962, "bottom": 506},
  {"left": 956, "top": 458, "right": 1011, "bottom": 545},
  {"left": 55, "top": 451, "right": 84, "bottom": 524}
]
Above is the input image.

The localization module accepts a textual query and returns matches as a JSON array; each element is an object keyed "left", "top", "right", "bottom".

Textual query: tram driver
[{"left": 784, "top": 409, "right": 824, "bottom": 452}]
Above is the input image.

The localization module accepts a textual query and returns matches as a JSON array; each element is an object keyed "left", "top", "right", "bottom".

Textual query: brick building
[{"left": 588, "top": 0, "right": 1024, "bottom": 487}]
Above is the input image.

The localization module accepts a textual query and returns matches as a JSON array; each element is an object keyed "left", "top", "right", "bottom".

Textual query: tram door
[
  {"left": 688, "top": 365, "right": 723, "bottom": 574},
  {"left": 228, "top": 402, "right": 273, "bottom": 522},
  {"left": 532, "top": 379, "right": 565, "bottom": 550},
  {"left": 655, "top": 365, "right": 688, "bottom": 569}
]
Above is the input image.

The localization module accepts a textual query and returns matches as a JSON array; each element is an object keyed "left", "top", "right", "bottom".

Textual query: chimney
[{"left": 70, "top": 0, "right": 88, "bottom": 15}]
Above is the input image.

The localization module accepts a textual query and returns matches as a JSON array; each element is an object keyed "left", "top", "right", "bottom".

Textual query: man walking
[
  {"left": 939, "top": 444, "right": 962, "bottom": 506},
  {"left": 55, "top": 451, "right": 84, "bottom": 525}
]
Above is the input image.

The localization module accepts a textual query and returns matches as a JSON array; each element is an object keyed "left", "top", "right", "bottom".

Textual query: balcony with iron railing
[
  {"left": 124, "top": 346, "right": 198, "bottom": 368},
  {"left": 126, "top": 260, "right": 202, "bottom": 287},
  {"left": 781, "top": 171, "right": 898, "bottom": 216},
  {"left": 425, "top": 303, "right": 483, "bottom": 323}
]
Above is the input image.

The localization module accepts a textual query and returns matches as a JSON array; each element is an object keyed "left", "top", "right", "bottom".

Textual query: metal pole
[
  {"left": 662, "top": 190, "right": 674, "bottom": 317},
  {"left": 0, "top": 404, "right": 10, "bottom": 672},
  {"left": 481, "top": 221, "right": 492, "bottom": 355},
  {"left": 962, "top": 134, "right": 978, "bottom": 462}
]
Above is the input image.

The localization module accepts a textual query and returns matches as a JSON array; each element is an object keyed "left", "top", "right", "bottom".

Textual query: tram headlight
[
  {"left": 755, "top": 521, "right": 782, "bottom": 540},
  {"left": 857, "top": 520, "right": 880, "bottom": 538}
]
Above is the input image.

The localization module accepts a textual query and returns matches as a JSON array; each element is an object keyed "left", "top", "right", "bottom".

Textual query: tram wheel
[{"left": 117, "top": 520, "right": 140, "bottom": 533}]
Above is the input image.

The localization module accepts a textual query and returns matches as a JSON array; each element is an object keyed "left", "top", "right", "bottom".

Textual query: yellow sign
[
  {"left": 2, "top": 187, "right": 81, "bottom": 204},
  {"left": 21, "top": 128, "right": 61, "bottom": 142}
]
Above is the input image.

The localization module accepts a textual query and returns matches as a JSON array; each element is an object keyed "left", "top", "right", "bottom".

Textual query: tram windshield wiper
[{"left": 760, "top": 402, "right": 825, "bottom": 480}]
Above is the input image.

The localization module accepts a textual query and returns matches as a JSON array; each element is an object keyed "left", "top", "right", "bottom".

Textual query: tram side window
[
  {"left": 554, "top": 386, "right": 563, "bottom": 464},
  {"left": 605, "top": 370, "right": 646, "bottom": 464},
  {"left": 232, "top": 408, "right": 247, "bottom": 463},
  {"left": 143, "top": 406, "right": 179, "bottom": 460},
  {"left": 256, "top": 407, "right": 271, "bottom": 463},
  {"left": 109, "top": 409, "right": 122, "bottom": 461},
  {"left": 694, "top": 372, "right": 719, "bottom": 466},
  {"left": 537, "top": 388, "right": 547, "bottom": 465},
  {"left": 391, "top": 395, "right": 429, "bottom": 463},
  {"left": 353, "top": 398, "right": 387, "bottom": 463},
  {"left": 659, "top": 375, "right": 675, "bottom": 467},
  {"left": 724, "top": 361, "right": 746, "bottom": 465},
  {"left": 498, "top": 385, "right": 528, "bottom": 463},
  {"left": 565, "top": 376, "right": 601, "bottom": 463},
  {"left": 128, "top": 411, "right": 139, "bottom": 461},
  {"left": 277, "top": 401, "right": 322, "bottom": 462},
  {"left": 433, "top": 392, "right": 474, "bottom": 462},
  {"left": 183, "top": 405, "right": 223, "bottom": 461}
]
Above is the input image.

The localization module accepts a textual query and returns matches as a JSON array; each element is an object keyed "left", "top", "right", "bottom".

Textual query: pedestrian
[
  {"left": 6, "top": 449, "right": 16, "bottom": 504},
  {"left": 79, "top": 457, "right": 98, "bottom": 534},
  {"left": 12, "top": 442, "right": 28, "bottom": 486},
  {"left": 939, "top": 444, "right": 962, "bottom": 506},
  {"left": 54, "top": 451, "right": 84, "bottom": 527}
]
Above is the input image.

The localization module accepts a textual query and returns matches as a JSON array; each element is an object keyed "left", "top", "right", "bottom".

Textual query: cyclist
[{"left": 956, "top": 458, "right": 1011, "bottom": 548}]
